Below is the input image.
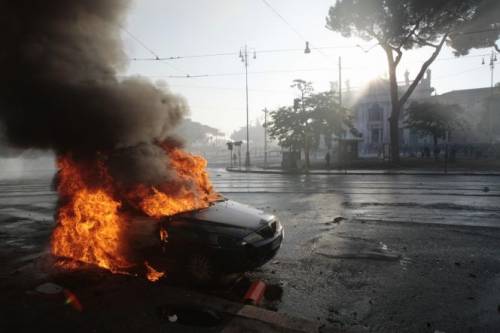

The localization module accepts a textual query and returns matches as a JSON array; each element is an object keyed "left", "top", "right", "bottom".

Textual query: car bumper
[{"left": 213, "top": 230, "right": 284, "bottom": 273}]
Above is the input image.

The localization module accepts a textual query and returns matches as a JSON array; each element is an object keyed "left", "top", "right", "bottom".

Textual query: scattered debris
[
  {"left": 35, "top": 282, "right": 63, "bottom": 295},
  {"left": 244, "top": 280, "right": 267, "bottom": 305},
  {"left": 34, "top": 283, "right": 83, "bottom": 312},
  {"left": 145, "top": 261, "right": 165, "bottom": 282},
  {"left": 158, "top": 304, "right": 222, "bottom": 327},
  {"left": 64, "top": 289, "right": 83, "bottom": 312},
  {"left": 333, "top": 217, "right": 345, "bottom": 223},
  {"left": 454, "top": 262, "right": 461, "bottom": 267}
]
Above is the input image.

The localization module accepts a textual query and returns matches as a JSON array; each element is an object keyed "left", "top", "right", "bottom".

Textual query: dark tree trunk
[
  {"left": 389, "top": 112, "right": 400, "bottom": 164},
  {"left": 304, "top": 134, "right": 310, "bottom": 170},
  {"left": 384, "top": 46, "right": 401, "bottom": 165},
  {"left": 382, "top": 34, "right": 448, "bottom": 166}
]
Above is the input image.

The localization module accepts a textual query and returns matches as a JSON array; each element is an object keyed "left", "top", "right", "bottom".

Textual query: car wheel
[{"left": 186, "top": 252, "right": 215, "bottom": 284}]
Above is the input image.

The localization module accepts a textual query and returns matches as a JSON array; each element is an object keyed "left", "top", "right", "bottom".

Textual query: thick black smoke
[{"left": 0, "top": 0, "right": 187, "bottom": 184}]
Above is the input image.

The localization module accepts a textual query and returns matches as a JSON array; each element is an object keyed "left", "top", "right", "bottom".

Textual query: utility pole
[
  {"left": 338, "top": 56, "right": 342, "bottom": 108},
  {"left": 483, "top": 50, "right": 497, "bottom": 142},
  {"left": 239, "top": 45, "right": 256, "bottom": 167},
  {"left": 263, "top": 108, "right": 268, "bottom": 168}
]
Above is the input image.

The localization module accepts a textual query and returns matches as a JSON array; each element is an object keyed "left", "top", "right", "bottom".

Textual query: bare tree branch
[
  {"left": 400, "top": 33, "right": 448, "bottom": 105},
  {"left": 382, "top": 44, "right": 400, "bottom": 113},
  {"left": 394, "top": 48, "right": 403, "bottom": 66},
  {"left": 397, "top": 18, "right": 423, "bottom": 49},
  {"left": 414, "top": 36, "right": 440, "bottom": 48}
]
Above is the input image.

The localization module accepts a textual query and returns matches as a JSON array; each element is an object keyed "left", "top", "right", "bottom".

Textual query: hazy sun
[{"left": 342, "top": 47, "right": 389, "bottom": 88}]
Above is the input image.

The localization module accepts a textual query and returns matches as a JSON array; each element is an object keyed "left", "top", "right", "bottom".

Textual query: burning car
[
  {"left": 138, "top": 198, "right": 284, "bottom": 283},
  {"left": 50, "top": 146, "right": 282, "bottom": 283}
]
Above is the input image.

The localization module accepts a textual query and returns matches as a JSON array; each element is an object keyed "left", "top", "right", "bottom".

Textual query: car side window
[{"left": 162, "top": 217, "right": 201, "bottom": 243}]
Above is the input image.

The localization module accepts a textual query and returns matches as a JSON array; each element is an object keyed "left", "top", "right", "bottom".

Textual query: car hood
[{"left": 179, "top": 199, "right": 275, "bottom": 230}]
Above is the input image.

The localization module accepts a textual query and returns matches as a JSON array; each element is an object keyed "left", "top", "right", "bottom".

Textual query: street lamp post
[
  {"left": 338, "top": 56, "right": 342, "bottom": 108},
  {"left": 263, "top": 108, "right": 268, "bottom": 168},
  {"left": 239, "top": 45, "right": 257, "bottom": 167}
]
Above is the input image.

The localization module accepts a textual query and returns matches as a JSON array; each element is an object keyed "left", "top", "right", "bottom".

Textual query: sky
[{"left": 123, "top": 0, "right": 499, "bottom": 136}]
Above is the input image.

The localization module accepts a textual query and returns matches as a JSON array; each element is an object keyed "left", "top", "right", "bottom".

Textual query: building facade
[
  {"left": 343, "top": 70, "right": 434, "bottom": 156},
  {"left": 432, "top": 87, "right": 493, "bottom": 143}
]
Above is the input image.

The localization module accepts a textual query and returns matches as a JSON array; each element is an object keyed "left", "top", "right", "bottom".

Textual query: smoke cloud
[{"left": 0, "top": 0, "right": 187, "bottom": 184}]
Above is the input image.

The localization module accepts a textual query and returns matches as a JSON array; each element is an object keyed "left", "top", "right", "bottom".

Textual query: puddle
[
  {"left": 314, "top": 233, "right": 402, "bottom": 261},
  {"left": 158, "top": 304, "right": 223, "bottom": 327}
]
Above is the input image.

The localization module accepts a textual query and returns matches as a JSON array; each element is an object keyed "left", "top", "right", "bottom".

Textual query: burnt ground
[{"left": 1, "top": 167, "right": 500, "bottom": 332}]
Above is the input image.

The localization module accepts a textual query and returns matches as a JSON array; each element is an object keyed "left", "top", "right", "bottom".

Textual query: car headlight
[
  {"left": 276, "top": 220, "right": 283, "bottom": 234},
  {"left": 242, "top": 232, "right": 264, "bottom": 244}
]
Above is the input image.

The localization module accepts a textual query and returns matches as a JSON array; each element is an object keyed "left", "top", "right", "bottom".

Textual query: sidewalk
[
  {"left": 1, "top": 258, "right": 321, "bottom": 333},
  {"left": 226, "top": 166, "right": 500, "bottom": 176}
]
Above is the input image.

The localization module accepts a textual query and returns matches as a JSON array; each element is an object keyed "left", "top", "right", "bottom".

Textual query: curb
[
  {"left": 160, "top": 286, "right": 320, "bottom": 333},
  {"left": 225, "top": 167, "right": 500, "bottom": 176}
]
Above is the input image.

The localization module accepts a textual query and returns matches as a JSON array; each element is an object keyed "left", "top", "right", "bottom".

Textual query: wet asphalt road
[
  {"left": 210, "top": 169, "right": 500, "bottom": 227},
  {"left": 1, "top": 168, "right": 500, "bottom": 332},
  {"left": 211, "top": 169, "right": 500, "bottom": 332}
]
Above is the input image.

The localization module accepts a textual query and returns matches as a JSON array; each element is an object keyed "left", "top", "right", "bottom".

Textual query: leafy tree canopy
[
  {"left": 268, "top": 88, "right": 358, "bottom": 150},
  {"left": 175, "top": 118, "right": 224, "bottom": 144},
  {"left": 405, "top": 101, "right": 466, "bottom": 144},
  {"left": 327, "top": 0, "right": 499, "bottom": 53}
]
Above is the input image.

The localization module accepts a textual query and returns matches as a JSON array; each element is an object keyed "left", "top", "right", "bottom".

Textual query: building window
[
  {"left": 370, "top": 127, "right": 381, "bottom": 143},
  {"left": 368, "top": 103, "right": 383, "bottom": 121}
]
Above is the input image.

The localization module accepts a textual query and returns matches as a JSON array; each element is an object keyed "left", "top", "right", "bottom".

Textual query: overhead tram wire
[
  {"left": 130, "top": 51, "right": 238, "bottom": 61},
  {"left": 119, "top": 25, "right": 187, "bottom": 75},
  {"left": 129, "top": 67, "right": 339, "bottom": 79},
  {"left": 259, "top": 0, "right": 333, "bottom": 62},
  {"left": 129, "top": 44, "right": 361, "bottom": 62},
  {"left": 128, "top": 46, "right": 493, "bottom": 70},
  {"left": 122, "top": 25, "right": 500, "bottom": 82},
  {"left": 116, "top": 65, "right": 492, "bottom": 101},
  {"left": 126, "top": 26, "right": 500, "bottom": 63},
  {"left": 120, "top": 61, "right": 489, "bottom": 82},
  {"left": 125, "top": 51, "right": 494, "bottom": 80}
]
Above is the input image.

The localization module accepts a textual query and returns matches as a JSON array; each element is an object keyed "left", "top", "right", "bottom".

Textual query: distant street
[
  {"left": 1, "top": 169, "right": 500, "bottom": 331},
  {"left": 211, "top": 169, "right": 500, "bottom": 227}
]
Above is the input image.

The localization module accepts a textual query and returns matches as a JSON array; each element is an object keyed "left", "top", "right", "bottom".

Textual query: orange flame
[
  {"left": 50, "top": 145, "right": 218, "bottom": 278},
  {"left": 139, "top": 148, "right": 220, "bottom": 218},
  {"left": 145, "top": 261, "right": 165, "bottom": 282},
  {"left": 51, "top": 157, "right": 130, "bottom": 272}
]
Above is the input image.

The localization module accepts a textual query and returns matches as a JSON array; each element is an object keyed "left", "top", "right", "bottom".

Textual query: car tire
[{"left": 186, "top": 252, "right": 216, "bottom": 285}]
